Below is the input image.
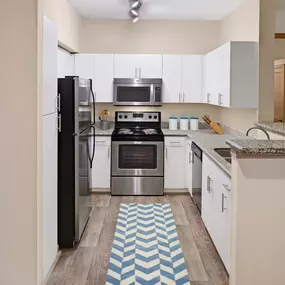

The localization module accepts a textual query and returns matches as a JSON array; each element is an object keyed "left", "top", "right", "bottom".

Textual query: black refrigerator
[{"left": 57, "top": 76, "right": 95, "bottom": 248}]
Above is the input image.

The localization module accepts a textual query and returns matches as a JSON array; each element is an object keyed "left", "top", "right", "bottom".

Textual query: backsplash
[{"left": 95, "top": 103, "right": 221, "bottom": 122}]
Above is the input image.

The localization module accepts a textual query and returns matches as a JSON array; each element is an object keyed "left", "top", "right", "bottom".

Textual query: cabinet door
[
  {"left": 164, "top": 146, "right": 185, "bottom": 189},
  {"left": 204, "top": 51, "right": 219, "bottom": 105},
  {"left": 91, "top": 143, "right": 111, "bottom": 189},
  {"left": 186, "top": 142, "right": 193, "bottom": 195},
  {"left": 42, "top": 17, "right": 57, "bottom": 116},
  {"left": 42, "top": 113, "right": 58, "bottom": 279},
  {"left": 138, "top": 55, "right": 163, "bottom": 78},
  {"left": 216, "top": 43, "right": 231, "bottom": 107},
  {"left": 94, "top": 54, "right": 114, "bottom": 103},
  {"left": 182, "top": 55, "right": 203, "bottom": 103},
  {"left": 57, "top": 48, "right": 74, "bottom": 78},
  {"left": 162, "top": 55, "right": 182, "bottom": 103},
  {"left": 114, "top": 54, "right": 138, "bottom": 78}
]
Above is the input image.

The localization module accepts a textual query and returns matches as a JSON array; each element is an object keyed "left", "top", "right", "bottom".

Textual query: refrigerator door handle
[
  {"left": 90, "top": 126, "right": 95, "bottom": 169},
  {"left": 91, "top": 88, "right": 96, "bottom": 125}
]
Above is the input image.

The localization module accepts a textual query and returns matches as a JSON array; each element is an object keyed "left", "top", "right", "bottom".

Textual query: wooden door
[{"left": 274, "top": 64, "right": 285, "bottom": 122}]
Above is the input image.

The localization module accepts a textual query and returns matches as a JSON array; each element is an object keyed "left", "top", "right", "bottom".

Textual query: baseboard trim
[
  {"left": 42, "top": 250, "right": 61, "bottom": 285},
  {"left": 164, "top": 189, "right": 189, "bottom": 194},
  {"left": 91, "top": 188, "right": 111, "bottom": 194}
]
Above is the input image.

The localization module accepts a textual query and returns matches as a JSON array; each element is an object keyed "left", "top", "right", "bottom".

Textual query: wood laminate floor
[{"left": 47, "top": 194, "right": 229, "bottom": 285}]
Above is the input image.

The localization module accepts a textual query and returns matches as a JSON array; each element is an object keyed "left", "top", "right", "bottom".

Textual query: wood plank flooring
[{"left": 47, "top": 194, "right": 229, "bottom": 285}]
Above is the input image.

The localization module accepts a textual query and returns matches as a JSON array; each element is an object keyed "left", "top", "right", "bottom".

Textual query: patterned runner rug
[{"left": 106, "top": 203, "right": 190, "bottom": 285}]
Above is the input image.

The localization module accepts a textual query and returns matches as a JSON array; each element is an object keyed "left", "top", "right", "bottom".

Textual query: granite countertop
[
  {"left": 255, "top": 122, "right": 285, "bottom": 137},
  {"left": 94, "top": 124, "right": 249, "bottom": 177},
  {"left": 226, "top": 139, "right": 285, "bottom": 156}
]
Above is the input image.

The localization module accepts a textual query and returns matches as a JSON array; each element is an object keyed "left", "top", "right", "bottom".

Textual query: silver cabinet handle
[
  {"left": 96, "top": 140, "right": 108, "bottom": 143},
  {"left": 223, "top": 184, "right": 231, "bottom": 192},
  {"left": 207, "top": 93, "right": 211, "bottom": 103},
  {"left": 170, "top": 142, "right": 180, "bottom": 144},
  {"left": 166, "top": 147, "right": 168, "bottom": 159},
  {"left": 207, "top": 176, "right": 212, "bottom": 193},
  {"left": 218, "top": 93, "right": 223, "bottom": 106},
  {"left": 94, "top": 91, "right": 97, "bottom": 103},
  {"left": 108, "top": 147, "right": 110, "bottom": 159},
  {"left": 58, "top": 114, "right": 62, "bottom": 132},
  {"left": 183, "top": 92, "right": 185, "bottom": 102},
  {"left": 222, "top": 193, "right": 227, "bottom": 212},
  {"left": 179, "top": 92, "right": 181, "bottom": 102},
  {"left": 56, "top": 93, "right": 61, "bottom": 112},
  {"left": 135, "top": 68, "right": 137, "bottom": 78},
  {"left": 189, "top": 151, "right": 193, "bottom": 164},
  {"left": 139, "top": 68, "right": 142, "bottom": 78}
]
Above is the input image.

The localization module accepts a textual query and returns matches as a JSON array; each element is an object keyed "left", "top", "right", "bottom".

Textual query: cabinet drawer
[
  {"left": 95, "top": 137, "right": 111, "bottom": 146},
  {"left": 165, "top": 137, "right": 186, "bottom": 147}
]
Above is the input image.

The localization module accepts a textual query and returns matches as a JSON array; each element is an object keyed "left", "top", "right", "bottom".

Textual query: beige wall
[
  {"left": 96, "top": 103, "right": 220, "bottom": 122},
  {"left": 43, "top": 0, "right": 82, "bottom": 51},
  {"left": 218, "top": 0, "right": 260, "bottom": 132},
  {"left": 81, "top": 19, "right": 220, "bottom": 54},
  {"left": 0, "top": 0, "right": 40, "bottom": 284}
]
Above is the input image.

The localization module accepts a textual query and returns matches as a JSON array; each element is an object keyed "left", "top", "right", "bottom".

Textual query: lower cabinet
[
  {"left": 164, "top": 137, "right": 186, "bottom": 189},
  {"left": 202, "top": 153, "right": 231, "bottom": 273},
  {"left": 186, "top": 139, "right": 193, "bottom": 195},
  {"left": 91, "top": 137, "right": 111, "bottom": 189}
]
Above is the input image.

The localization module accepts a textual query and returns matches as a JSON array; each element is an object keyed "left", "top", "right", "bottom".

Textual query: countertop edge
[{"left": 255, "top": 122, "right": 285, "bottom": 137}]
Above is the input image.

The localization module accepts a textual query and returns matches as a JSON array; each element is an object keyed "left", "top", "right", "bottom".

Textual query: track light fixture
[{"left": 129, "top": 0, "right": 142, "bottom": 23}]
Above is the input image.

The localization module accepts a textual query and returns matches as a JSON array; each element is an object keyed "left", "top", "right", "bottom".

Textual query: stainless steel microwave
[{"left": 113, "top": 78, "right": 163, "bottom": 106}]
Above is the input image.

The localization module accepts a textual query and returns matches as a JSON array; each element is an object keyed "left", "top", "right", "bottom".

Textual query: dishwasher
[{"left": 191, "top": 142, "right": 202, "bottom": 212}]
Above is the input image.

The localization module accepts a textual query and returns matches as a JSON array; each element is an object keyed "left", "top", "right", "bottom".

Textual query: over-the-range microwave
[{"left": 113, "top": 78, "right": 163, "bottom": 106}]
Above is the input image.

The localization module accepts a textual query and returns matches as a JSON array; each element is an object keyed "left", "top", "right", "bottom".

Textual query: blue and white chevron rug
[{"left": 106, "top": 203, "right": 190, "bottom": 285}]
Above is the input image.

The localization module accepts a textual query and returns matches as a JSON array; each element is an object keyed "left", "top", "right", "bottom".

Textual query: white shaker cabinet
[
  {"left": 114, "top": 54, "right": 162, "bottom": 79},
  {"left": 94, "top": 54, "right": 114, "bottom": 103},
  {"left": 204, "top": 41, "right": 258, "bottom": 108},
  {"left": 57, "top": 48, "right": 74, "bottom": 78},
  {"left": 182, "top": 55, "right": 203, "bottom": 103},
  {"left": 42, "top": 16, "right": 58, "bottom": 116},
  {"left": 74, "top": 54, "right": 94, "bottom": 83},
  {"left": 164, "top": 137, "right": 186, "bottom": 189},
  {"left": 74, "top": 54, "right": 114, "bottom": 103},
  {"left": 162, "top": 55, "right": 182, "bottom": 103},
  {"left": 162, "top": 55, "right": 203, "bottom": 103},
  {"left": 186, "top": 140, "right": 193, "bottom": 194},
  {"left": 202, "top": 153, "right": 232, "bottom": 273},
  {"left": 91, "top": 137, "right": 111, "bottom": 189},
  {"left": 42, "top": 113, "right": 58, "bottom": 279}
]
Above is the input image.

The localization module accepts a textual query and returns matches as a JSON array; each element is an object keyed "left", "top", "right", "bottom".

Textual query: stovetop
[{"left": 112, "top": 127, "right": 164, "bottom": 142}]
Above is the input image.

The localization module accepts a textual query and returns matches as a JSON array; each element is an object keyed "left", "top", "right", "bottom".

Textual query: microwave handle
[{"left": 151, "top": 84, "right": 155, "bottom": 102}]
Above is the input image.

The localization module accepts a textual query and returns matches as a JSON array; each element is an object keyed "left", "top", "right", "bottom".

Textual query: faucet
[{"left": 246, "top": 127, "right": 270, "bottom": 140}]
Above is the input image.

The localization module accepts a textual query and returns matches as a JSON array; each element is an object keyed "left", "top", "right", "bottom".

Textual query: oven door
[
  {"left": 112, "top": 141, "right": 164, "bottom": 176},
  {"left": 114, "top": 84, "right": 154, "bottom": 106}
]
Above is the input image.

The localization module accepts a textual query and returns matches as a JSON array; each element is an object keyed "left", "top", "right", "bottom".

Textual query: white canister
[
  {"left": 180, "top": 116, "right": 189, "bottom": 130},
  {"left": 169, "top": 116, "right": 178, "bottom": 130},
  {"left": 190, "top": 117, "right": 199, "bottom": 130}
]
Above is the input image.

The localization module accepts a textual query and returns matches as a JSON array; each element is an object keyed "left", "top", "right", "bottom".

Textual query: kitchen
[{"left": 1, "top": 1, "right": 285, "bottom": 285}]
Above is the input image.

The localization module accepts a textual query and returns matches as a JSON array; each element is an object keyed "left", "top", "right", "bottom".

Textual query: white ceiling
[{"left": 68, "top": 0, "right": 245, "bottom": 20}]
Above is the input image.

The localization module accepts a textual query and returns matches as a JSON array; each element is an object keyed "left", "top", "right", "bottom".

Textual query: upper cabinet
[
  {"left": 42, "top": 17, "right": 58, "bottom": 116},
  {"left": 74, "top": 54, "right": 113, "bottom": 103},
  {"left": 162, "top": 55, "right": 203, "bottom": 103},
  {"left": 204, "top": 42, "right": 258, "bottom": 108},
  {"left": 114, "top": 54, "right": 162, "bottom": 78},
  {"left": 57, "top": 48, "right": 74, "bottom": 78}
]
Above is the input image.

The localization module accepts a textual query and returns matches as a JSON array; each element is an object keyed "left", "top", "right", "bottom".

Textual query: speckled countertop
[
  {"left": 226, "top": 139, "right": 285, "bottom": 156},
  {"left": 95, "top": 124, "right": 250, "bottom": 177},
  {"left": 255, "top": 122, "right": 285, "bottom": 137}
]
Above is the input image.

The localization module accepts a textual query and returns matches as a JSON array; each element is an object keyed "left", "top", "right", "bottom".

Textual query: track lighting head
[
  {"left": 129, "top": 9, "right": 138, "bottom": 17},
  {"left": 132, "top": 1, "right": 142, "bottom": 9},
  {"left": 133, "top": 17, "right": 139, "bottom": 23}
]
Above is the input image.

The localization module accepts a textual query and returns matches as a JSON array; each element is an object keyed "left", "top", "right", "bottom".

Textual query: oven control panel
[{"left": 116, "top": 112, "right": 160, "bottom": 122}]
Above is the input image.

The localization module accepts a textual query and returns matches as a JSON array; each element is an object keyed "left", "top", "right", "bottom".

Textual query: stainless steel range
[{"left": 111, "top": 111, "right": 164, "bottom": 196}]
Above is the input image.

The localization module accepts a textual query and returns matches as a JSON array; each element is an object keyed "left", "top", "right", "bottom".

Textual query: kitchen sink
[{"left": 214, "top": 148, "right": 231, "bottom": 164}]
